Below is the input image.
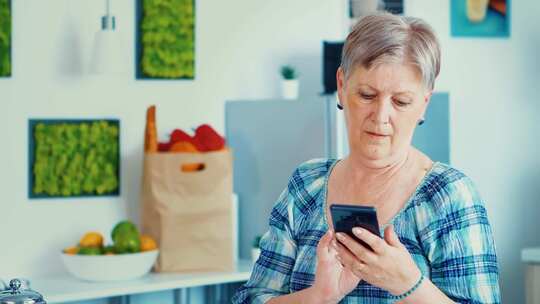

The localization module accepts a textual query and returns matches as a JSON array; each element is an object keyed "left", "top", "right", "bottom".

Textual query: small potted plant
[
  {"left": 280, "top": 65, "right": 299, "bottom": 99},
  {"left": 252, "top": 235, "right": 262, "bottom": 262}
]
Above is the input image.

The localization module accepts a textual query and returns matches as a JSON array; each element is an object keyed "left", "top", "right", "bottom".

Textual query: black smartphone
[{"left": 330, "top": 204, "right": 381, "bottom": 251}]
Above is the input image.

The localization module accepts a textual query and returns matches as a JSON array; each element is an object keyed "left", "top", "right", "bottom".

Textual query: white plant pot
[
  {"left": 281, "top": 79, "right": 299, "bottom": 100},
  {"left": 251, "top": 248, "right": 261, "bottom": 263}
]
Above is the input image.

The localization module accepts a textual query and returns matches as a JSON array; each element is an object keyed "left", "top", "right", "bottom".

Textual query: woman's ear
[
  {"left": 336, "top": 67, "right": 345, "bottom": 104},
  {"left": 419, "top": 90, "right": 433, "bottom": 118},
  {"left": 424, "top": 91, "right": 433, "bottom": 104}
]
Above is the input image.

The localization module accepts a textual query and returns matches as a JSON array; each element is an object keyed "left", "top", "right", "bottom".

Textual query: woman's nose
[{"left": 371, "top": 99, "right": 391, "bottom": 125}]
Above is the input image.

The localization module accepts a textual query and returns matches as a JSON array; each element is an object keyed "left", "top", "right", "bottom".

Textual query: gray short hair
[{"left": 341, "top": 13, "right": 441, "bottom": 90}]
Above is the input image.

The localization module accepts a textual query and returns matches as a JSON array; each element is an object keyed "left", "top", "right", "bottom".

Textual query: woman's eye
[
  {"left": 360, "top": 93, "right": 375, "bottom": 100},
  {"left": 394, "top": 99, "right": 411, "bottom": 107}
]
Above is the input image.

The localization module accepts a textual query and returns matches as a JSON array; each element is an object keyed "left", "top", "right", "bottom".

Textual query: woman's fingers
[
  {"left": 335, "top": 232, "right": 377, "bottom": 263},
  {"left": 351, "top": 228, "right": 387, "bottom": 254},
  {"left": 383, "top": 225, "right": 402, "bottom": 248},
  {"left": 334, "top": 240, "right": 367, "bottom": 276},
  {"left": 317, "top": 229, "right": 334, "bottom": 260}
]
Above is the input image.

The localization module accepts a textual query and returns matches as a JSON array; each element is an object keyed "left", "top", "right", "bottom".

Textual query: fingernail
[
  {"left": 336, "top": 233, "right": 345, "bottom": 241},
  {"left": 353, "top": 228, "right": 362, "bottom": 235}
]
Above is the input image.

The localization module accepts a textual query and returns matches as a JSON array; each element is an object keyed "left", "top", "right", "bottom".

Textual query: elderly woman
[{"left": 233, "top": 13, "right": 500, "bottom": 304}]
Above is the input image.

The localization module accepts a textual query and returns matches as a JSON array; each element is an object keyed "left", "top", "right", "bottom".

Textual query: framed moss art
[
  {"left": 29, "top": 119, "right": 120, "bottom": 199},
  {"left": 0, "top": 0, "right": 11, "bottom": 77},
  {"left": 136, "top": 0, "right": 195, "bottom": 79}
]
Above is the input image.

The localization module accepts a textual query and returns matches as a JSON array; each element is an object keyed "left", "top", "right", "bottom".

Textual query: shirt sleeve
[
  {"left": 232, "top": 186, "right": 298, "bottom": 303},
  {"left": 427, "top": 175, "right": 501, "bottom": 304}
]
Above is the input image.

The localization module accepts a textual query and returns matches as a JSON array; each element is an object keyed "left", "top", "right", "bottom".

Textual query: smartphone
[{"left": 330, "top": 204, "right": 381, "bottom": 251}]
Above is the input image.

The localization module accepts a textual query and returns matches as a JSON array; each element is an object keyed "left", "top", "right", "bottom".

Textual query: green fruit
[
  {"left": 78, "top": 247, "right": 102, "bottom": 255},
  {"left": 111, "top": 220, "right": 139, "bottom": 242},
  {"left": 111, "top": 220, "right": 141, "bottom": 253},
  {"left": 114, "top": 236, "right": 141, "bottom": 254}
]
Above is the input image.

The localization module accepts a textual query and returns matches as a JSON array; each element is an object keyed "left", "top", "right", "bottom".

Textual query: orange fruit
[
  {"left": 63, "top": 246, "right": 79, "bottom": 255},
  {"left": 169, "top": 141, "right": 199, "bottom": 153},
  {"left": 79, "top": 232, "right": 104, "bottom": 248},
  {"left": 140, "top": 235, "right": 158, "bottom": 251}
]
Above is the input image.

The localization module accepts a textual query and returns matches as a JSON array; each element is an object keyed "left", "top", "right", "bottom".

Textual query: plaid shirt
[{"left": 233, "top": 158, "right": 500, "bottom": 304}]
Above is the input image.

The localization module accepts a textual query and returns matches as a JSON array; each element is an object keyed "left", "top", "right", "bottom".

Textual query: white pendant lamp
[{"left": 90, "top": 0, "right": 126, "bottom": 75}]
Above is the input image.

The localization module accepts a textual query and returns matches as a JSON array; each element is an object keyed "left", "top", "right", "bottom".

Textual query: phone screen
[{"left": 330, "top": 204, "right": 381, "bottom": 251}]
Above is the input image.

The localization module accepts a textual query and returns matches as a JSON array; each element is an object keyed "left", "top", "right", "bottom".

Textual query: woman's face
[{"left": 337, "top": 63, "right": 431, "bottom": 167}]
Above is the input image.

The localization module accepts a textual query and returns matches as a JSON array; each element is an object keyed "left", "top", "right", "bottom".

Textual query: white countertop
[
  {"left": 522, "top": 248, "right": 540, "bottom": 263},
  {"left": 29, "top": 259, "right": 253, "bottom": 303}
]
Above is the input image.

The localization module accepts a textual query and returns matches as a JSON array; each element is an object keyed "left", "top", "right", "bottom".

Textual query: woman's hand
[
  {"left": 309, "top": 229, "right": 361, "bottom": 304},
  {"left": 334, "top": 225, "right": 422, "bottom": 297}
]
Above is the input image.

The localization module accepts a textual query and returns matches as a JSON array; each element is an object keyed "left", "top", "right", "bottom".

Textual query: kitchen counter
[{"left": 29, "top": 259, "right": 253, "bottom": 304}]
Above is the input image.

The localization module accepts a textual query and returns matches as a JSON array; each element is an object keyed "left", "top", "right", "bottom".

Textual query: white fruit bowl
[{"left": 61, "top": 250, "right": 159, "bottom": 281}]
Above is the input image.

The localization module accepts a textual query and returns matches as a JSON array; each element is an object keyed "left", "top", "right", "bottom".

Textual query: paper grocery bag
[{"left": 141, "top": 149, "right": 234, "bottom": 272}]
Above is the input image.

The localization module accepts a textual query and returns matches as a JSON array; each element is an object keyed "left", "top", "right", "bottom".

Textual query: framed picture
[
  {"left": 451, "top": 0, "right": 510, "bottom": 37},
  {"left": 28, "top": 119, "right": 120, "bottom": 199},
  {"left": 382, "top": 0, "right": 403, "bottom": 15},
  {"left": 135, "top": 0, "right": 195, "bottom": 80},
  {"left": 0, "top": 0, "right": 11, "bottom": 77}
]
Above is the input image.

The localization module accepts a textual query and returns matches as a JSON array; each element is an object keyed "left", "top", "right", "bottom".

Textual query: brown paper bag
[{"left": 141, "top": 149, "right": 234, "bottom": 272}]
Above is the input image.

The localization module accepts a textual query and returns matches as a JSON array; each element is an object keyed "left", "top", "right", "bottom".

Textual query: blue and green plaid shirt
[{"left": 233, "top": 158, "right": 500, "bottom": 303}]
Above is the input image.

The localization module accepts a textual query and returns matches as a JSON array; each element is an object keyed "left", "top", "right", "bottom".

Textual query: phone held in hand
[{"left": 330, "top": 204, "right": 381, "bottom": 251}]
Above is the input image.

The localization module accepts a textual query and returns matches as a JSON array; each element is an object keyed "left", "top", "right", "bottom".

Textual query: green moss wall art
[
  {"left": 136, "top": 0, "right": 195, "bottom": 79},
  {"left": 0, "top": 0, "right": 11, "bottom": 77},
  {"left": 29, "top": 120, "right": 120, "bottom": 199}
]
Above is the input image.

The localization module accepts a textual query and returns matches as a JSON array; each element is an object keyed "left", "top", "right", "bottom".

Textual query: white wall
[
  {"left": 0, "top": 0, "right": 343, "bottom": 303},
  {"left": 1, "top": 0, "right": 539, "bottom": 303}
]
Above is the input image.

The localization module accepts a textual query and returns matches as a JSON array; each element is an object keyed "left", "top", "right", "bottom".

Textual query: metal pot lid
[{"left": 0, "top": 279, "right": 46, "bottom": 304}]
